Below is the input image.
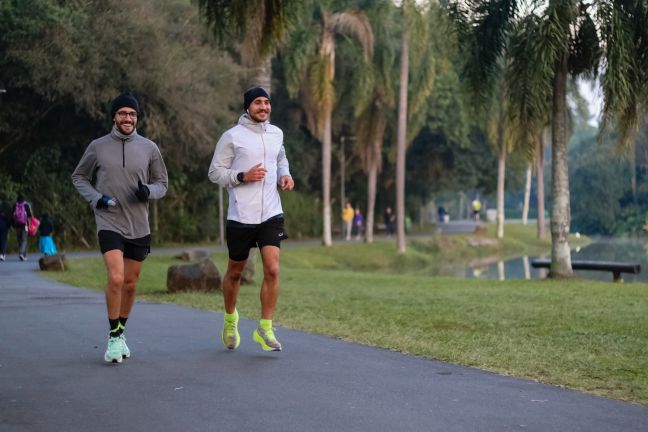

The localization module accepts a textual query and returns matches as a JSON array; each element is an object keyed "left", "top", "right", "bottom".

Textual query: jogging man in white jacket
[{"left": 208, "top": 86, "right": 294, "bottom": 352}]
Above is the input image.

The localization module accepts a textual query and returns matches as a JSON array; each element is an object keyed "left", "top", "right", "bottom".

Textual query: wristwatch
[{"left": 236, "top": 172, "right": 245, "bottom": 183}]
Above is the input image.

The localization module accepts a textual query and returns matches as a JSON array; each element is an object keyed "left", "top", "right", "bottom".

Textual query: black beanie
[
  {"left": 110, "top": 92, "right": 140, "bottom": 118},
  {"left": 243, "top": 86, "right": 271, "bottom": 111}
]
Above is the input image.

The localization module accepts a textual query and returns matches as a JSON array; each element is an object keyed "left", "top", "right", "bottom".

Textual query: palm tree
[
  {"left": 394, "top": 0, "right": 439, "bottom": 253},
  {"left": 195, "top": 0, "right": 303, "bottom": 90},
  {"left": 455, "top": 1, "right": 597, "bottom": 277},
  {"left": 353, "top": 2, "right": 397, "bottom": 244},
  {"left": 396, "top": 12, "right": 409, "bottom": 253},
  {"left": 284, "top": 6, "right": 374, "bottom": 246}
]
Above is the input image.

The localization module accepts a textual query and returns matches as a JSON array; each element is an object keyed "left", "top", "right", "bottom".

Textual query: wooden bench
[{"left": 531, "top": 259, "right": 641, "bottom": 282}]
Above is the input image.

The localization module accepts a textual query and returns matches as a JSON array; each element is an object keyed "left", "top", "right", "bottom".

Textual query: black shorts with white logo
[
  {"left": 226, "top": 215, "right": 288, "bottom": 261},
  {"left": 98, "top": 230, "right": 151, "bottom": 262}
]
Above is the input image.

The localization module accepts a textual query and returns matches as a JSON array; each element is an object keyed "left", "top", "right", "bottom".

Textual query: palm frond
[
  {"left": 329, "top": 11, "right": 375, "bottom": 62},
  {"left": 599, "top": 0, "right": 648, "bottom": 150},
  {"left": 283, "top": 25, "right": 319, "bottom": 98}
]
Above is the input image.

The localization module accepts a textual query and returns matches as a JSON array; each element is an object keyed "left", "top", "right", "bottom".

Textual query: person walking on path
[
  {"left": 383, "top": 206, "right": 395, "bottom": 236},
  {"left": 38, "top": 212, "right": 58, "bottom": 256},
  {"left": 342, "top": 202, "right": 354, "bottom": 241},
  {"left": 72, "top": 92, "right": 168, "bottom": 364},
  {"left": 208, "top": 85, "right": 294, "bottom": 352},
  {"left": 0, "top": 199, "right": 11, "bottom": 261},
  {"left": 12, "top": 194, "right": 33, "bottom": 261},
  {"left": 472, "top": 197, "right": 482, "bottom": 222},
  {"left": 353, "top": 207, "right": 365, "bottom": 241}
]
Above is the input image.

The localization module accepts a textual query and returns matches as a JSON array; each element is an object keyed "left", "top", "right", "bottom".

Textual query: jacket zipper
[
  {"left": 260, "top": 124, "right": 266, "bottom": 223},
  {"left": 121, "top": 139, "right": 126, "bottom": 168}
]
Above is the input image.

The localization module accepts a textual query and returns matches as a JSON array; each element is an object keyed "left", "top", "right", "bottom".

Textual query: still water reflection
[{"left": 458, "top": 237, "right": 648, "bottom": 283}]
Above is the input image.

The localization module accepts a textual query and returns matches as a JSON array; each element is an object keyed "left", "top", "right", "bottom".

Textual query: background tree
[
  {"left": 195, "top": 0, "right": 305, "bottom": 90},
  {"left": 284, "top": 2, "right": 374, "bottom": 246}
]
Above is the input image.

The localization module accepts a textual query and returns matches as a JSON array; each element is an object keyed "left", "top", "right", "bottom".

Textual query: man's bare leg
[{"left": 220, "top": 258, "right": 247, "bottom": 350}]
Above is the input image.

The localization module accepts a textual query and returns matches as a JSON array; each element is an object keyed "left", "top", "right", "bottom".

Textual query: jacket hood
[{"left": 238, "top": 113, "right": 268, "bottom": 132}]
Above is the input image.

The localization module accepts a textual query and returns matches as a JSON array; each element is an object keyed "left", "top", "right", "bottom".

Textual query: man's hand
[
  {"left": 280, "top": 175, "right": 294, "bottom": 191},
  {"left": 243, "top": 163, "right": 267, "bottom": 183},
  {"left": 135, "top": 180, "right": 150, "bottom": 202},
  {"left": 96, "top": 195, "right": 118, "bottom": 209}
]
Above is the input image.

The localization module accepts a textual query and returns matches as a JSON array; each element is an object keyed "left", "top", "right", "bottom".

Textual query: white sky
[{"left": 577, "top": 78, "right": 603, "bottom": 126}]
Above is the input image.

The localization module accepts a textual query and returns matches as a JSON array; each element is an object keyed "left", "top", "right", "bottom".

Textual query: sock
[
  {"left": 109, "top": 318, "right": 119, "bottom": 338},
  {"left": 224, "top": 309, "right": 238, "bottom": 322},
  {"left": 117, "top": 316, "right": 128, "bottom": 336},
  {"left": 259, "top": 319, "right": 272, "bottom": 330}
]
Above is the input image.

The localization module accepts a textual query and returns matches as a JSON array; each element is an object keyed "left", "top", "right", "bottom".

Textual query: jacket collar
[{"left": 111, "top": 125, "right": 138, "bottom": 141}]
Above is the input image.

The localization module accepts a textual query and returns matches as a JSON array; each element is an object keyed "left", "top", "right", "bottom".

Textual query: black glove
[
  {"left": 96, "top": 195, "right": 117, "bottom": 209},
  {"left": 135, "top": 180, "right": 150, "bottom": 202}
]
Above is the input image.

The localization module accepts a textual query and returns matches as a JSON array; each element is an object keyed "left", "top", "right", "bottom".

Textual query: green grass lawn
[{"left": 46, "top": 225, "right": 648, "bottom": 405}]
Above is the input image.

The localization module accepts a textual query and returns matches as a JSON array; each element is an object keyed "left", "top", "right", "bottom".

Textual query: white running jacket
[{"left": 208, "top": 114, "right": 291, "bottom": 224}]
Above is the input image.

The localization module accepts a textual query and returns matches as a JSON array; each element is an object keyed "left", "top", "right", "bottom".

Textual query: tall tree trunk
[
  {"left": 396, "top": 25, "right": 409, "bottom": 254},
  {"left": 522, "top": 163, "right": 532, "bottom": 225},
  {"left": 365, "top": 165, "right": 378, "bottom": 243},
  {"left": 322, "top": 110, "right": 333, "bottom": 246},
  {"left": 630, "top": 140, "right": 637, "bottom": 203},
  {"left": 251, "top": 56, "right": 272, "bottom": 92},
  {"left": 536, "top": 130, "right": 546, "bottom": 239},
  {"left": 496, "top": 143, "right": 506, "bottom": 239},
  {"left": 549, "top": 53, "right": 573, "bottom": 278}
]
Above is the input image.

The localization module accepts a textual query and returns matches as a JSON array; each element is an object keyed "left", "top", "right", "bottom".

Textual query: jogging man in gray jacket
[
  {"left": 209, "top": 86, "right": 294, "bottom": 352},
  {"left": 72, "top": 92, "right": 168, "bottom": 364}
]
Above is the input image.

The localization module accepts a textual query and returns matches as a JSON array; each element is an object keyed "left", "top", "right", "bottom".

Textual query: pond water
[{"left": 455, "top": 237, "right": 648, "bottom": 283}]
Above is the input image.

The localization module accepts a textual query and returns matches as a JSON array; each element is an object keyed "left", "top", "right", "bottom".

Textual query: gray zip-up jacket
[
  {"left": 72, "top": 126, "right": 168, "bottom": 239},
  {"left": 208, "top": 114, "right": 291, "bottom": 224}
]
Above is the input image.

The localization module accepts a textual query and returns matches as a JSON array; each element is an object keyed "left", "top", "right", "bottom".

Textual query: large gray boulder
[
  {"left": 39, "top": 254, "right": 66, "bottom": 272},
  {"left": 167, "top": 258, "right": 222, "bottom": 293}
]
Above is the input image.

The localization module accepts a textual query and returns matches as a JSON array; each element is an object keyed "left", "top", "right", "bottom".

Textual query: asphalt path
[{"left": 1, "top": 240, "right": 648, "bottom": 431}]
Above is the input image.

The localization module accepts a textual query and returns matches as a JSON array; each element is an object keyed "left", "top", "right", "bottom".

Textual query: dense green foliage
[
  {"left": 570, "top": 122, "right": 648, "bottom": 236},
  {"left": 1, "top": 0, "right": 646, "bottom": 249}
]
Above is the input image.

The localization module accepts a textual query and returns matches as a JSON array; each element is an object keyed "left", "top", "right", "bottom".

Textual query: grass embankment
[{"left": 47, "top": 224, "right": 648, "bottom": 405}]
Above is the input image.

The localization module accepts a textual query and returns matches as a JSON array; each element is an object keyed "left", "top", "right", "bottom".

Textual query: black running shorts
[
  {"left": 226, "top": 215, "right": 288, "bottom": 261},
  {"left": 98, "top": 230, "right": 151, "bottom": 262}
]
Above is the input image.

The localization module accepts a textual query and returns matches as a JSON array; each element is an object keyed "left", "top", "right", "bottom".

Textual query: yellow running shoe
[
  {"left": 253, "top": 327, "right": 282, "bottom": 351},
  {"left": 222, "top": 313, "right": 240, "bottom": 350}
]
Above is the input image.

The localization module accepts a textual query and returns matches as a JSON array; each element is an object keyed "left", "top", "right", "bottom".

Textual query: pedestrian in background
[
  {"left": 38, "top": 212, "right": 58, "bottom": 256},
  {"left": 0, "top": 199, "right": 11, "bottom": 261},
  {"left": 342, "top": 202, "right": 354, "bottom": 241},
  {"left": 12, "top": 194, "right": 33, "bottom": 261},
  {"left": 383, "top": 206, "right": 395, "bottom": 236},
  {"left": 353, "top": 207, "right": 364, "bottom": 241}
]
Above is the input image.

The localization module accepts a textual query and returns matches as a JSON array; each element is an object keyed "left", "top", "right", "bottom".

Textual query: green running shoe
[
  {"left": 253, "top": 327, "right": 282, "bottom": 351},
  {"left": 222, "top": 315, "right": 240, "bottom": 350},
  {"left": 119, "top": 334, "right": 131, "bottom": 359},
  {"left": 104, "top": 336, "right": 123, "bottom": 364}
]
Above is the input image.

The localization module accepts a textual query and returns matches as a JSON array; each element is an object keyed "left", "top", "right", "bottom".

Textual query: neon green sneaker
[
  {"left": 119, "top": 334, "right": 131, "bottom": 359},
  {"left": 104, "top": 336, "right": 123, "bottom": 364},
  {"left": 222, "top": 314, "right": 240, "bottom": 350},
  {"left": 253, "top": 327, "right": 282, "bottom": 351}
]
